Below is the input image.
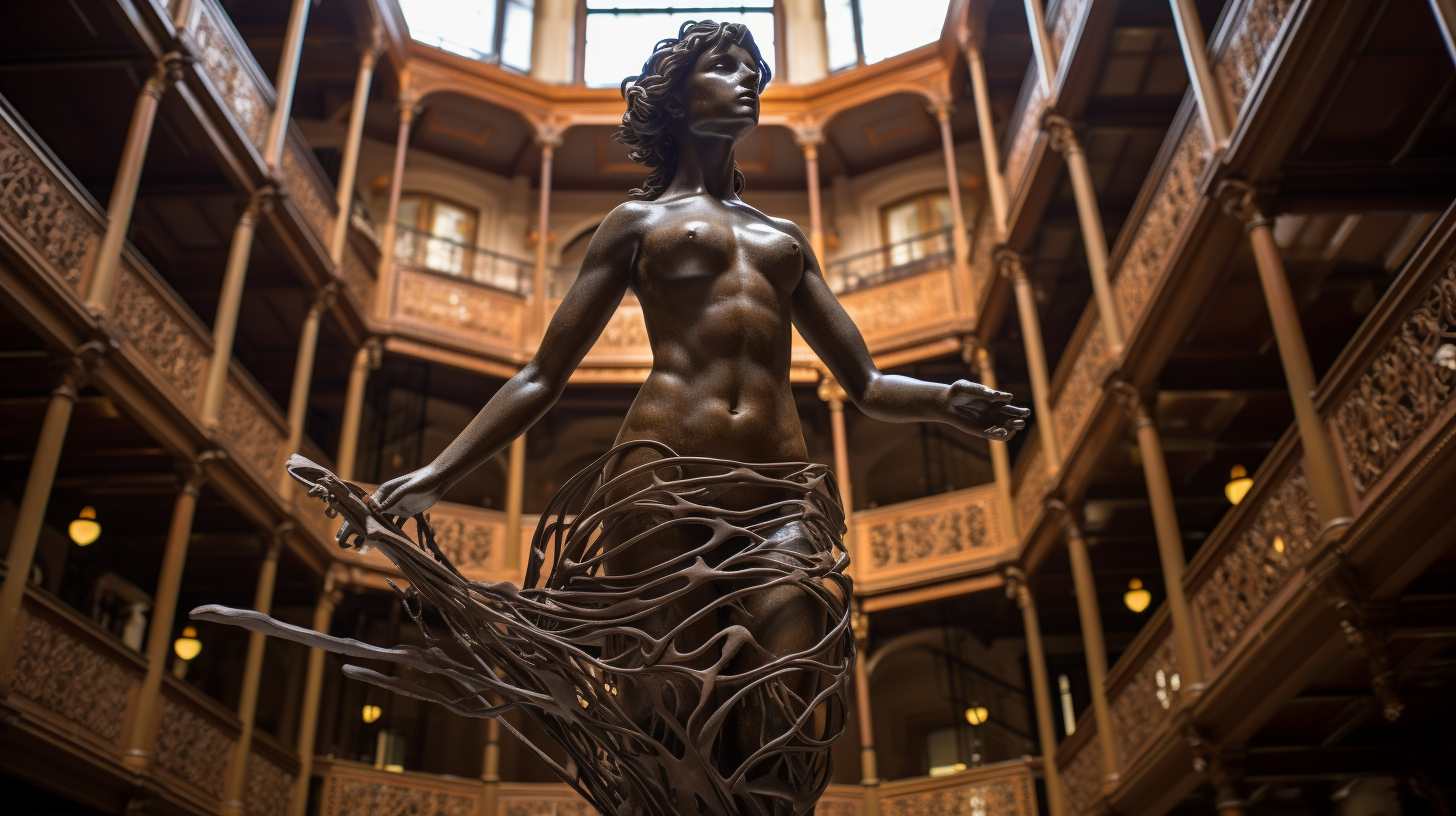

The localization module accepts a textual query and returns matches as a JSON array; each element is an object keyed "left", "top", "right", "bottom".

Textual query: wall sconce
[
  {"left": 69, "top": 506, "right": 101, "bottom": 546},
  {"left": 1225, "top": 465, "right": 1253, "bottom": 505},
  {"left": 173, "top": 626, "right": 202, "bottom": 661},
  {"left": 362, "top": 704, "right": 382, "bottom": 724},
  {"left": 1124, "top": 579, "right": 1152, "bottom": 613},
  {"left": 964, "top": 706, "right": 989, "bottom": 726}
]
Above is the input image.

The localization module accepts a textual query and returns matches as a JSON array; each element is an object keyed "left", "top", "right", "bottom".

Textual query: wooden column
[
  {"left": 967, "top": 342, "right": 1017, "bottom": 537},
  {"left": 0, "top": 346, "right": 104, "bottom": 675},
  {"left": 1042, "top": 116, "right": 1124, "bottom": 353},
  {"left": 1110, "top": 382, "right": 1205, "bottom": 688},
  {"left": 1004, "top": 568, "right": 1066, "bottom": 816},
  {"left": 280, "top": 285, "right": 338, "bottom": 491},
  {"left": 851, "top": 604, "right": 880, "bottom": 816},
  {"left": 817, "top": 377, "right": 855, "bottom": 524},
  {"left": 1219, "top": 182, "right": 1353, "bottom": 534},
  {"left": 375, "top": 92, "right": 418, "bottom": 321},
  {"left": 795, "top": 127, "right": 826, "bottom": 261},
  {"left": 505, "top": 435, "right": 527, "bottom": 572},
  {"left": 1051, "top": 502, "right": 1120, "bottom": 783},
  {"left": 329, "top": 38, "right": 382, "bottom": 265},
  {"left": 200, "top": 189, "right": 271, "bottom": 425},
  {"left": 963, "top": 38, "right": 1009, "bottom": 236},
  {"left": 532, "top": 125, "right": 563, "bottom": 338},
  {"left": 995, "top": 248, "right": 1061, "bottom": 467},
  {"left": 336, "top": 338, "right": 381, "bottom": 482},
  {"left": 221, "top": 529, "right": 288, "bottom": 816},
  {"left": 1022, "top": 0, "right": 1058, "bottom": 93},
  {"left": 1167, "top": 0, "right": 1231, "bottom": 146},
  {"left": 289, "top": 567, "right": 345, "bottom": 816},
  {"left": 481, "top": 715, "right": 502, "bottom": 816},
  {"left": 261, "top": 0, "right": 313, "bottom": 169},
  {"left": 934, "top": 101, "right": 973, "bottom": 306},
  {"left": 125, "top": 453, "right": 216, "bottom": 771},
  {"left": 87, "top": 54, "right": 184, "bottom": 311}
]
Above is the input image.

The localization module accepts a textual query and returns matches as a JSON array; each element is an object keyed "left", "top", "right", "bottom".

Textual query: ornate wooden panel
[
  {"left": 1192, "top": 464, "right": 1319, "bottom": 666},
  {"left": 0, "top": 111, "right": 98, "bottom": 292},
  {"left": 1014, "top": 440, "right": 1054, "bottom": 537},
  {"left": 1110, "top": 116, "right": 1209, "bottom": 337},
  {"left": 324, "top": 775, "right": 479, "bottom": 816},
  {"left": 395, "top": 268, "right": 526, "bottom": 350},
  {"left": 113, "top": 264, "right": 211, "bottom": 407},
  {"left": 498, "top": 797, "right": 593, "bottom": 816},
  {"left": 838, "top": 268, "right": 956, "bottom": 342},
  {"left": 1052, "top": 320, "right": 1110, "bottom": 455},
  {"left": 1109, "top": 631, "right": 1181, "bottom": 768},
  {"left": 1003, "top": 80, "right": 1048, "bottom": 203},
  {"left": 220, "top": 377, "right": 288, "bottom": 486},
  {"left": 281, "top": 143, "right": 335, "bottom": 247},
  {"left": 1215, "top": 0, "right": 1297, "bottom": 116},
  {"left": 1059, "top": 737, "right": 1103, "bottom": 816},
  {"left": 245, "top": 752, "right": 296, "bottom": 816},
  {"left": 965, "top": 207, "right": 998, "bottom": 315},
  {"left": 1049, "top": 0, "right": 1091, "bottom": 61},
  {"left": 1334, "top": 259, "right": 1456, "bottom": 495},
  {"left": 192, "top": 0, "right": 271, "bottom": 149},
  {"left": 584, "top": 294, "right": 651, "bottom": 357},
  {"left": 884, "top": 774, "right": 1035, "bottom": 816},
  {"left": 340, "top": 241, "right": 375, "bottom": 313},
  {"left": 817, "top": 787, "right": 864, "bottom": 816},
  {"left": 428, "top": 503, "right": 509, "bottom": 577},
  {"left": 155, "top": 693, "right": 237, "bottom": 800},
  {"left": 853, "top": 484, "right": 1011, "bottom": 591},
  {"left": 10, "top": 602, "right": 137, "bottom": 745}
]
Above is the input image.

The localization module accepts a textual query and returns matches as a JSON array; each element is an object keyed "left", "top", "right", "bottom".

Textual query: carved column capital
[
  {"left": 51, "top": 339, "right": 115, "bottom": 402},
  {"left": 993, "top": 245, "right": 1027, "bottom": 282},
  {"left": 928, "top": 101, "right": 954, "bottom": 123},
  {"left": 1307, "top": 556, "right": 1404, "bottom": 721},
  {"left": 362, "top": 23, "right": 388, "bottom": 63},
  {"left": 1181, "top": 721, "right": 1245, "bottom": 808},
  {"left": 362, "top": 336, "right": 384, "bottom": 369},
  {"left": 1214, "top": 178, "right": 1274, "bottom": 230},
  {"left": 1003, "top": 566, "right": 1032, "bottom": 610},
  {"left": 177, "top": 450, "right": 225, "bottom": 497},
  {"left": 817, "top": 375, "right": 847, "bottom": 405},
  {"left": 242, "top": 184, "right": 280, "bottom": 223},
  {"left": 1108, "top": 379, "right": 1153, "bottom": 428},
  {"left": 533, "top": 121, "right": 566, "bottom": 151},
  {"left": 1046, "top": 498, "right": 1084, "bottom": 541},
  {"left": 264, "top": 522, "right": 292, "bottom": 559},
  {"left": 1041, "top": 113, "right": 1082, "bottom": 156},
  {"left": 144, "top": 52, "right": 190, "bottom": 99},
  {"left": 397, "top": 92, "right": 422, "bottom": 124},
  {"left": 311, "top": 281, "right": 340, "bottom": 315},
  {"left": 850, "top": 602, "right": 869, "bottom": 649}
]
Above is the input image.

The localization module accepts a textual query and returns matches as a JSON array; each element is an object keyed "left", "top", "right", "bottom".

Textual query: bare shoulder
[
  {"left": 587, "top": 200, "right": 654, "bottom": 258},
  {"left": 733, "top": 202, "right": 808, "bottom": 244}
]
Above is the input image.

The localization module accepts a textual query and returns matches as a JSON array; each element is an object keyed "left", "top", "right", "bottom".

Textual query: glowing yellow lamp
[
  {"left": 69, "top": 506, "right": 101, "bottom": 546},
  {"left": 173, "top": 626, "right": 202, "bottom": 661},
  {"left": 1225, "top": 465, "right": 1253, "bottom": 505},
  {"left": 1124, "top": 579, "right": 1152, "bottom": 613},
  {"left": 964, "top": 706, "right": 989, "bottom": 726},
  {"left": 362, "top": 704, "right": 383, "bottom": 724}
]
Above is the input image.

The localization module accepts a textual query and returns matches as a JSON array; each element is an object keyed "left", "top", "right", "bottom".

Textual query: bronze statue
[{"left": 194, "top": 21, "right": 1025, "bottom": 816}]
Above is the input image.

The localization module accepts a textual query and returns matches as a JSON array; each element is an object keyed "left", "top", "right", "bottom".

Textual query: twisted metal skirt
[{"left": 194, "top": 442, "right": 854, "bottom": 816}]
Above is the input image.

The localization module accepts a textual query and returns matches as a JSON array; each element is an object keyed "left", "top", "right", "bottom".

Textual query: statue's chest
[{"left": 640, "top": 210, "right": 803, "bottom": 291}]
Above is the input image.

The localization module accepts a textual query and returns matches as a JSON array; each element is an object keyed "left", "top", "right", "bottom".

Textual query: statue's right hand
[{"left": 372, "top": 466, "right": 448, "bottom": 518}]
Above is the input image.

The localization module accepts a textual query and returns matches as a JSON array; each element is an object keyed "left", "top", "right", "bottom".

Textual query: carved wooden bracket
[
  {"left": 1307, "top": 556, "right": 1404, "bottom": 721},
  {"left": 993, "top": 245, "right": 1027, "bottom": 282},
  {"left": 1041, "top": 113, "right": 1082, "bottom": 156},
  {"left": 1180, "top": 717, "right": 1245, "bottom": 808}
]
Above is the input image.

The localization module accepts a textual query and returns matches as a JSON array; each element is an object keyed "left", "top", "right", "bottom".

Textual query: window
[
  {"left": 826, "top": 0, "right": 952, "bottom": 71},
  {"left": 396, "top": 194, "right": 479, "bottom": 277},
  {"left": 400, "top": 0, "right": 535, "bottom": 72},
  {"left": 881, "top": 191, "right": 951, "bottom": 266},
  {"left": 579, "top": 0, "right": 778, "bottom": 88}
]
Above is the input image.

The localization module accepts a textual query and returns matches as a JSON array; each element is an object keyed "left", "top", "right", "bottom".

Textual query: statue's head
[{"left": 616, "top": 20, "right": 773, "bottom": 200}]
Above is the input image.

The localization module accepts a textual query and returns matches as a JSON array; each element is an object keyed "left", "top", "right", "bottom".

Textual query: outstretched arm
[
  {"left": 373, "top": 204, "right": 641, "bottom": 516},
  {"left": 785, "top": 220, "right": 1027, "bottom": 440}
]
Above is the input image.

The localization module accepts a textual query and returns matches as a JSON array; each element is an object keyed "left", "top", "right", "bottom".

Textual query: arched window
[
  {"left": 576, "top": 0, "right": 781, "bottom": 88},
  {"left": 825, "top": 0, "right": 951, "bottom": 71},
  {"left": 399, "top": 0, "right": 535, "bottom": 72}
]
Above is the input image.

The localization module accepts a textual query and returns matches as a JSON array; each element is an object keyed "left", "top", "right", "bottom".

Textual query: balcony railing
[
  {"left": 824, "top": 227, "right": 954, "bottom": 295},
  {"left": 393, "top": 223, "right": 534, "bottom": 296}
]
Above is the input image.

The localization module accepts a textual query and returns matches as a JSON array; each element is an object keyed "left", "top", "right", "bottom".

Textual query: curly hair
[{"left": 615, "top": 20, "right": 772, "bottom": 201}]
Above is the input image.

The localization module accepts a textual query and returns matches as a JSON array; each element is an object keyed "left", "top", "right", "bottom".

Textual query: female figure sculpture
[{"left": 195, "top": 21, "right": 1025, "bottom": 816}]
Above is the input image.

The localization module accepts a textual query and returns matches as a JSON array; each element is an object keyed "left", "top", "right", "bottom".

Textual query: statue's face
[{"left": 680, "top": 41, "right": 760, "bottom": 142}]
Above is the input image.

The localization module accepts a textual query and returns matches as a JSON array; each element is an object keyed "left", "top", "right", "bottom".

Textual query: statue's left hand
[
  {"left": 372, "top": 466, "right": 449, "bottom": 518},
  {"left": 944, "top": 380, "right": 1029, "bottom": 441}
]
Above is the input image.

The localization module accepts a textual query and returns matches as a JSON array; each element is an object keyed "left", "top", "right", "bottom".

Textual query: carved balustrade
[
  {"left": 851, "top": 483, "right": 1013, "bottom": 594},
  {"left": 152, "top": 677, "right": 242, "bottom": 807},
  {"left": 392, "top": 264, "right": 529, "bottom": 358},
  {"left": 1, "top": 588, "right": 145, "bottom": 763},
  {"left": 1105, "top": 610, "right": 1184, "bottom": 773},
  {"left": 247, "top": 731, "right": 301, "bottom": 816},
  {"left": 316, "top": 758, "right": 487, "bottom": 816},
  {"left": 339, "top": 485, "right": 531, "bottom": 586},
  {"left": 878, "top": 759, "right": 1038, "bottom": 816},
  {"left": 1054, "top": 724, "right": 1103, "bottom": 816}
]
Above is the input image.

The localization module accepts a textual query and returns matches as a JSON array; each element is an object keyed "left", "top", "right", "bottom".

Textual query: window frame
[
  {"left": 405, "top": 0, "right": 534, "bottom": 73},
  {"left": 572, "top": 0, "right": 784, "bottom": 86},
  {"left": 397, "top": 192, "right": 482, "bottom": 278}
]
